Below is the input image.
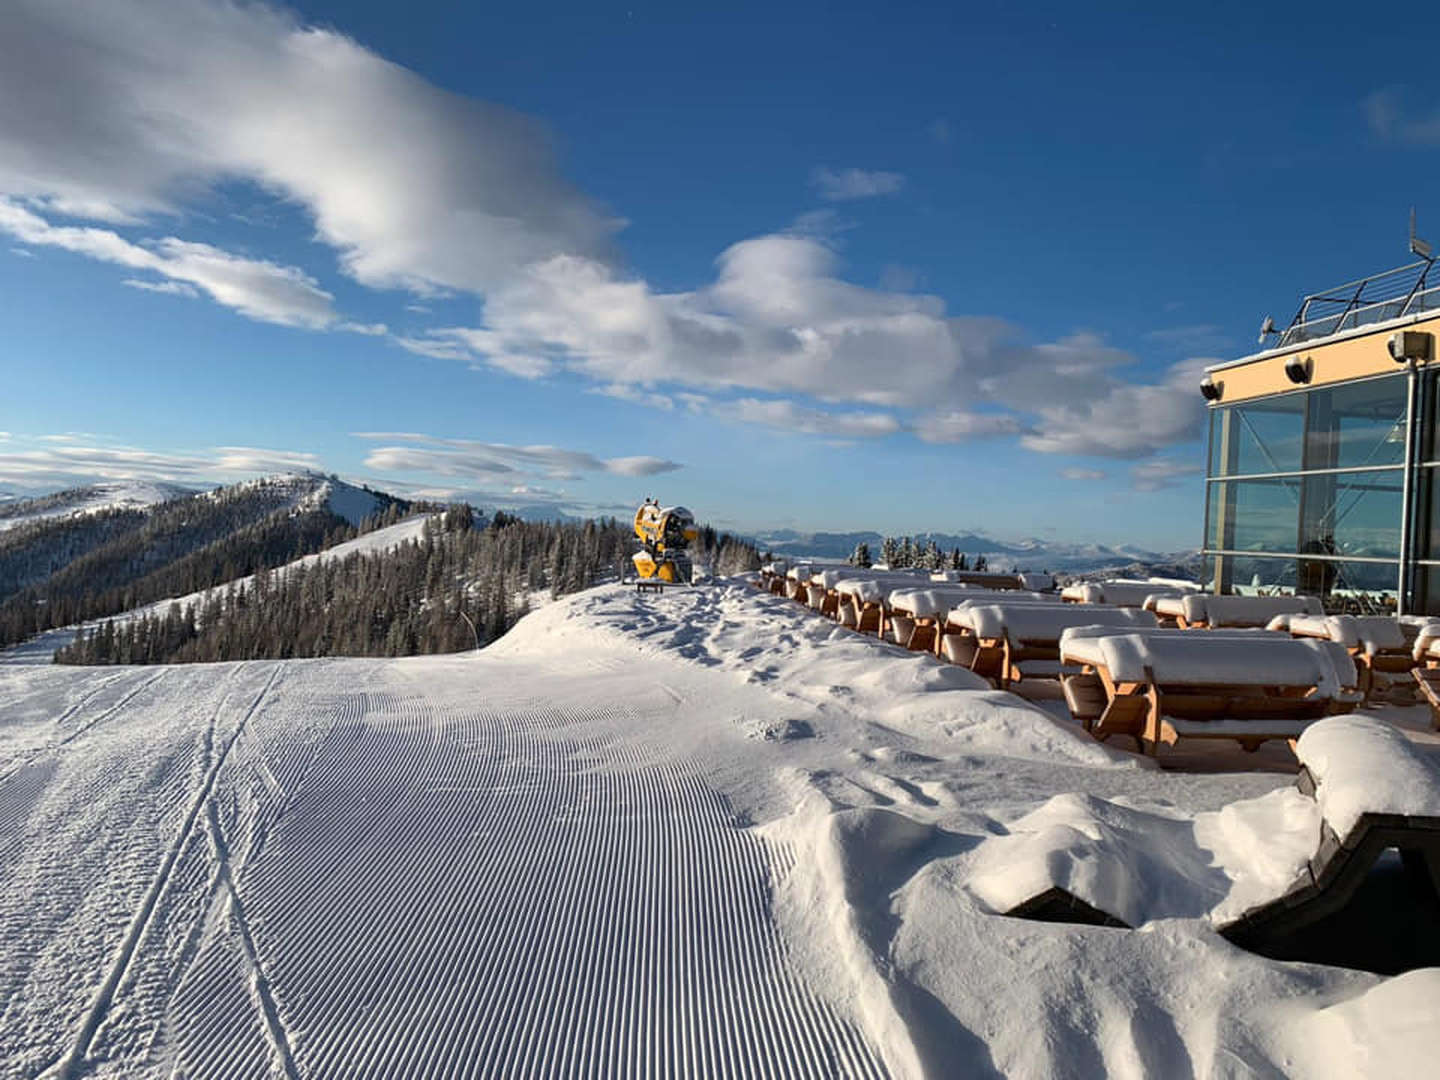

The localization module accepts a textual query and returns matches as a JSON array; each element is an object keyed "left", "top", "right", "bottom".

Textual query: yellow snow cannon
[{"left": 632, "top": 500, "right": 698, "bottom": 586}]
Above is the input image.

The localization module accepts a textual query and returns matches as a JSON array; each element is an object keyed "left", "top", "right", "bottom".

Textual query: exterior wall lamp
[{"left": 1390, "top": 330, "right": 1435, "bottom": 363}]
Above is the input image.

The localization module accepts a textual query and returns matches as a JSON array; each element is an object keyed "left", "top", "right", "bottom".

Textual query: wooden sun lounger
[
  {"left": 1059, "top": 632, "right": 1357, "bottom": 755},
  {"left": 1222, "top": 716, "right": 1440, "bottom": 952}
]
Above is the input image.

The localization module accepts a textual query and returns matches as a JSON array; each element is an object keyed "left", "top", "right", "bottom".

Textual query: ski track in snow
[{"left": 1, "top": 657, "right": 888, "bottom": 1079}]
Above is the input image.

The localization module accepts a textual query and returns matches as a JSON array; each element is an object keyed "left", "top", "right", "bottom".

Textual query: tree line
[
  {"left": 848, "top": 537, "right": 989, "bottom": 572},
  {"left": 55, "top": 509, "right": 762, "bottom": 665},
  {"left": 0, "top": 477, "right": 409, "bottom": 650}
]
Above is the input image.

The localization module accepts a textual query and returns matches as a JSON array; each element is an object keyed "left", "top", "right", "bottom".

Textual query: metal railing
[{"left": 1279, "top": 260, "right": 1440, "bottom": 347}]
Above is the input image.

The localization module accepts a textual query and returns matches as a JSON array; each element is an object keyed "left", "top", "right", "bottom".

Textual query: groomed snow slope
[{"left": 2, "top": 581, "right": 1434, "bottom": 1078}]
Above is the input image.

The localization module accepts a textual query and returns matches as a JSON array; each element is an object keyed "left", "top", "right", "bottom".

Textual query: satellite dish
[{"left": 1257, "top": 315, "right": 1276, "bottom": 345}]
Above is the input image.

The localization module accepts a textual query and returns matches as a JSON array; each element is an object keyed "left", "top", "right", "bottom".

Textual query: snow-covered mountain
[
  {"left": 0, "top": 479, "right": 198, "bottom": 532},
  {"left": 208, "top": 471, "right": 398, "bottom": 526},
  {"left": 752, "top": 526, "right": 1199, "bottom": 576},
  {"left": 0, "top": 472, "right": 415, "bottom": 648}
]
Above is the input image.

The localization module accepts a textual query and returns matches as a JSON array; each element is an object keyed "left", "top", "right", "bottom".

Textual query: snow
[
  {"left": 1415, "top": 622, "right": 1440, "bottom": 661},
  {"left": 1061, "top": 582, "right": 1187, "bottom": 607},
  {"left": 1176, "top": 593, "right": 1324, "bottom": 626},
  {"left": 811, "top": 568, "right": 925, "bottom": 590},
  {"left": 1269, "top": 613, "right": 1409, "bottom": 655},
  {"left": 4, "top": 578, "right": 1437, "bottom": 1077},
  {"left": 834, "top": 574, "right": 934, "bottom": 603},
  {"left": 885, "top": 586, "right": 1019, "bottom": 618},
  {"left": 0, "top": 480, "right": 193, "bottom": 532},
  {"left": 1060, "top": 632, "right": 1354, "bottom": 693},
  {"left": 0, "top": 515, "right": 433, "bottom": 662},
  {"left": 1294, "top": 715, "right": 1440, "bottom": 840},
  {"left": 956, "top": 603, "right": 1156, "bottom": 641},
  {"left": 1285, "top": 969, "right": 1440, "bottom": 1078},
  {"left": 314, "top": 477, "right": 385, "bottom": 526}
]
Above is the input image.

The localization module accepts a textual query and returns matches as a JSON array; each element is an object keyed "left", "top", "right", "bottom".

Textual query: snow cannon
[{"left": 632, "top": 500, "right": 697, "bottom": 585}]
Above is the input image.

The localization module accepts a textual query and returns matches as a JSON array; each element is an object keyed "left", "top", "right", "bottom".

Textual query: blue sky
[{"left": 3, "top": 0, "right": 1439, "bottom": 548}]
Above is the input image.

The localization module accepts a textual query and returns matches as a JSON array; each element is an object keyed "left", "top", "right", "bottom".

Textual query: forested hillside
[
  {"left": 0, "top": 474, "right": 409, "bottom": 648},
  {"left": 56, "top": 508, "right": 762, "bottom": 664}
]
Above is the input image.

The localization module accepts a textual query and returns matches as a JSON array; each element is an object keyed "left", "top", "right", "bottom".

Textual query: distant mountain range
[{"left": 751, "top": 528, "right": 1200, "bottom": 577}]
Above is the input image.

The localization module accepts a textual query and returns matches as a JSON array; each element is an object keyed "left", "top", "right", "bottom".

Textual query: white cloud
[
  {"left": 1021, "top": 359, "right": 1212, "bottom": 459},
  {"left": 810, "top": 167, "right": 906, "bottom": 201},
  {"left": 10, "top": 246, "right": 34, "bottom": 257},
  {"left": 353, "top": 433, "right": 680, "bottom": 480},
  {"left": 912, "top": 410, "right": 1024, "bottom": 443},
  {"left": 603, "top": 456, "right": 684, "bottom": 477},
  {"left": 0, "top": 198, "right": 340, "bottom": 328},
  {"left": 591, "top": 383, "right": 676, "bottom": 411},
  {"left": 0, "top": 0, "right": 618, "bottom": 296},
  {"left": 1130, "top": 458, "right": 1204, "bottom": 491},
  {"left": 392, "top": 335, "right": 473, "bottom": 362},
  {"left": 1364, "top": 89, "right": 1440, "bottom": 145},
  {"left": 713, "top": 398, "right": 902, "bottom": 438},
  {"left": 1060, "top": 467, "right": 1106, "bottom": 481},
  {"left": 410, "top": 230, "right": 1198, "bottom": 456},
  {"left": 122, "top": 278, "right": 201, "bottom": 298}
]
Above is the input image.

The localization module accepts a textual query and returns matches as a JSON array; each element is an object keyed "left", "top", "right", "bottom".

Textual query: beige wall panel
[{"left": 1208, "top": 314, "right": 1440, "bottom": 405}]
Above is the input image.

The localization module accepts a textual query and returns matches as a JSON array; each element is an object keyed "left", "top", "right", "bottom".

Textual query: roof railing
[{"left": 1278, "top": 259, "right": 1440, "bottom": 347}]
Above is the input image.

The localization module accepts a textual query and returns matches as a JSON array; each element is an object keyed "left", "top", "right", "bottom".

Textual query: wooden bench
[
  {"left": 756, "top": 561, "right": 790, "bottom": 595},
  {"left": 807, "top": 569, "right": 925, "bottom": 624},
  {"left": 1271, "top": 613, "right": 1414, "bottom": 702},
  {"left": 831, "top": 572, "right": 931, "bottom": 634},
  {"left": 1156, "top": 593, "right": 1322, "bottom": 630},
  {"left": 1060, "top": 581, "right": 1196, "bottom": 608},
  {"left": 783, "top": 564, "right": 815, "bottom": 602},
  {"left": 1059, "top": 630, "right": 1358, "bottom": 755},
  {"left": 943, "top": 603, "right": 1158, "bottom": 689},
  {"left": 882, "top": 586, "right": 1022, "bottom": 651},
  {"left": 934, "top": 595, "right": 1075, "bottom": 667}
]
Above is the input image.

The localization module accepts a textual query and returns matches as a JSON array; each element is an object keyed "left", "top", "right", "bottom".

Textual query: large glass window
[
  {"left": 1206, "top": 477, "right": 1301, "bottom": 552},
  {"left": 1209, "top": 374, "right": 1407, "bottom": 478},
  {"left": 1210, "top": 395, "right": 1305, "bottom": 476},
  {"left": 1301, "top": 470, "right": 1403, "bottom": 559},
  {"left": 1306, "top": 377, "right": 1407, "bottom": 470},
  {"left": 1201, "top": 554, "right": 1398, "bottom": 612},
  {"left": 1204, "top": 372, "right": 1412, "bottom": 611}
]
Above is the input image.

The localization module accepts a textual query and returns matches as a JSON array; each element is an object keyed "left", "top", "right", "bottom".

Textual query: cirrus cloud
[
  {"left": 810, "top": 167, "right": 906, "bottom": 201},
  {"left": 353, "top": 433, "right": 681, "bottom": 481}
]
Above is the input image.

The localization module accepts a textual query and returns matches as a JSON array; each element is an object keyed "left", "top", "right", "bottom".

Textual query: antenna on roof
[
  {"left": 1411, "top": 207, "right": 1434, "bottom": 262},
  {"left": 1257, "top": 315, "right": 1278, "bottom": 345}
]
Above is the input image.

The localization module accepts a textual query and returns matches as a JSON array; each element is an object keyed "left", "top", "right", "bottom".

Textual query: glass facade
[{"left": 1201, "top": 371, "right": 1440, "bottom": 612}]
